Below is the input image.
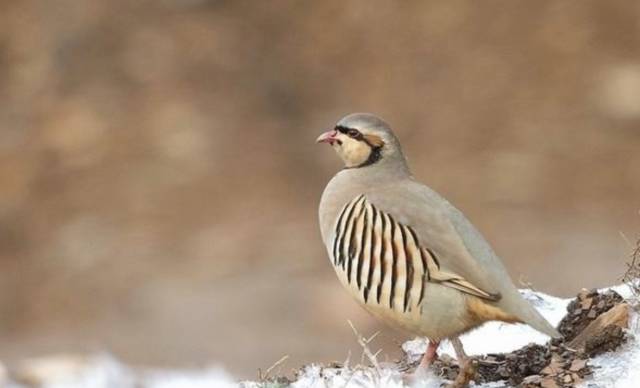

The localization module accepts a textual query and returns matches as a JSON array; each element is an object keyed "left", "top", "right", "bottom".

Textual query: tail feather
[{"left": 505, "top": 291, "right": 562, "bottom": 339}]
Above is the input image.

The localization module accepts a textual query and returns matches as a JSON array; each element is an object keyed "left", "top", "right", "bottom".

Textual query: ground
[{"left": 2, "top": 285, "right": 638, "bottom": 388}]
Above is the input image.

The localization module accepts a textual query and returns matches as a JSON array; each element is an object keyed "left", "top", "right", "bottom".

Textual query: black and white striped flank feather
[{"left": 331, "top": 195, "right": 501, "bottom": 313}]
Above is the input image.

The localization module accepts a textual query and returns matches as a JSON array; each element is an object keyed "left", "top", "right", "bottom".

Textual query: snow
[
  {"left": 5, "top": 354, "right": 236, "bottom": 388},
  {"left": 291, "top": 364, "right": 405, "bottom": 388},
  {"left": 4, "top": 286, "right": 640, "bottom": 388},
  {"left": 403, "top": 289, "right": 569, "bottom": 363}
]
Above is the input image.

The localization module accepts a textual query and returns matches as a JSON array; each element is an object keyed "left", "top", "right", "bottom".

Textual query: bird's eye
[{"left": 347, "top": 129, "right": 360, "bottom": 138}]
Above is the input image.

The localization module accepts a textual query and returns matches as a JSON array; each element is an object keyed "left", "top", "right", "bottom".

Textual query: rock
[
  {"left": 571, "top": 372, "right": 583, "bottom": 384},
  {"left": 569, "top": 359, "right": 587, "bottom": 372},
  {"left": 585, "top": 324, "right": 626, "bottom": 357},
  {"left": 540, "top": 377, "right": 559, "bottom": 388},
  {"left": 471, "top": 344, "right": 551, "bottom": 385},
  {"left": 558, "top": 290, "right": 623, "bottom": 341},
  {"left": 540, "top": 359, "right": 563, "bottom": 376},
  {"left": 522, "top": 374, "right": 542, "bottom": 384},
  {"left": 498, "top": 366, "right": 510, "bottom": 378},
  {"left": 577, "top": 289, "right": 590, "bottom": 300},
  {"left": 569, "top": 303, "right": 629, "bottom": 351}
]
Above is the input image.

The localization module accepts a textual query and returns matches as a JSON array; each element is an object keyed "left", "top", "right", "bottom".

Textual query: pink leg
[
  {"left": 419, "top": 340, "right": 440, "bottom": 369},
  {"left": 405, "top": 340, "right": 441, "bottom": 383}
]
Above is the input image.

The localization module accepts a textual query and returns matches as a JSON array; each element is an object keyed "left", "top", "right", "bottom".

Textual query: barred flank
[
  {"left": 330, "top": 195, "right": 501, "bottom": 313},
  {"left": 332, "top": 195, "right": 428, "bottom": 313}
]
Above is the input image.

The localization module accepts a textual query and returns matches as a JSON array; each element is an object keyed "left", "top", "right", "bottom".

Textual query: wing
[
  {"left": 335, "top": 194, "right": 501, "bottom": 302},
  {"left": 363, "top": 181, "right": 512, "bottom": 302}
]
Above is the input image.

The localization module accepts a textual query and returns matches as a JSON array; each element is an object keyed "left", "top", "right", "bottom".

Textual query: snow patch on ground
[
  {"left": 5, "top": 354, "right": 236, "bottom": 388},
  {"left": 291, "top": 364, "right": 405, "bottom": 388}
]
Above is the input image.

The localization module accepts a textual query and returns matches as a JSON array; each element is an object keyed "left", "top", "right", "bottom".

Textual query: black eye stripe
[
  {"left": 334, "top": 125, "right": 350, "bottom": 134},
  {"left": 348, "top": 129, "right": 361, "bottom": 138},
  {"left": 334, "top": 125, "right": 364, "bottom": 140}
]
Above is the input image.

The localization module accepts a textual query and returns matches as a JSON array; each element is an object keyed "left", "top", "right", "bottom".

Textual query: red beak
[{"left": 316, "top": 130, "right": 338, "bottom": 145}]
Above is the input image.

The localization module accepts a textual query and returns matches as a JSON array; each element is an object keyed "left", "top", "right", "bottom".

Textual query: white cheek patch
[{"left": 340, "top": 139, "right": 371, "bottom": 167}]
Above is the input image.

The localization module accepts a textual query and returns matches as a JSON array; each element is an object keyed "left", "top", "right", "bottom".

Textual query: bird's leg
[
  {"left": 417, "top": 339, "right": 440, "bottom": 370},
  {"left": 451, "top": 336, "right": 467, "bottom": 363},
  {"left": 449, "top": 337, "right": 477, "bottom": 388},
  {"left": 405, "top": 339, "right": 440, "bottom": 383}
]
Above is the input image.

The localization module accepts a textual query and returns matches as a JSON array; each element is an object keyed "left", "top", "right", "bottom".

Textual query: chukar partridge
[{"left": 317, "top": 113, "right": 560, "bottom": 382}]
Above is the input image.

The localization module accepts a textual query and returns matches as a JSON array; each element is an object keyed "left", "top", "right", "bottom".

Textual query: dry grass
[{"left": 347, "top": 320, "right": 382, "bottom": 378}]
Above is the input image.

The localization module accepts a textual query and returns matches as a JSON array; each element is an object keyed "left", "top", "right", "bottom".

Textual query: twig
[
  {"left": 477, "top": 359, "right": 505, "bottom": 366},
  {"left": 621, "top": 234, "right": 640, "bottom": 296},
  {"left": 347, "top": 320, "right": 382, "bottom": 375},
  {"left": 619, "top": 231, "right": 635, "bottom": 250},
  {"left": 343, "top": 349, "right": 351, "bottom": 369},
  {"left": 259, "top": 355, "right": 289, "bottom": 381}
]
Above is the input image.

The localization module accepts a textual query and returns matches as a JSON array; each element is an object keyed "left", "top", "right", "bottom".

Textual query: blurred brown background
[{"left": 1, "top": 0, "right": 639, "bottom": 380}]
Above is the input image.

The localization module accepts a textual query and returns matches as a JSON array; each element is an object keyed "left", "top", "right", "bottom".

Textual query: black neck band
[
  {"left": 356, "top": 145, "right": 382, "bottom": 168},
  {"left": 344, "top": 140, "right": 383, "bottom": 170}
]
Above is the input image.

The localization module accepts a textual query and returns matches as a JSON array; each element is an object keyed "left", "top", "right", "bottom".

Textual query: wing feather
[{"left": 359, "top": 194, "right": 501, "bottom": 301}]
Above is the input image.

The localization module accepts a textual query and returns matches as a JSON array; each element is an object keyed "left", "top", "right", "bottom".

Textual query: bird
[{"left": 316, "top": 113, "right": 561, "bottom": 385}]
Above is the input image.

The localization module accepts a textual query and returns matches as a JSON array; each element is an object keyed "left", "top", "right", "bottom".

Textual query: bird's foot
[
  {"left": 446, "top": 358, "right": 477, "bottom": 388},
  {"left": 403, "top": 340, "right": 440, "bottom": 385},
  {"left": 403, "top": 365, "right": 436, "bottom": 387}
]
